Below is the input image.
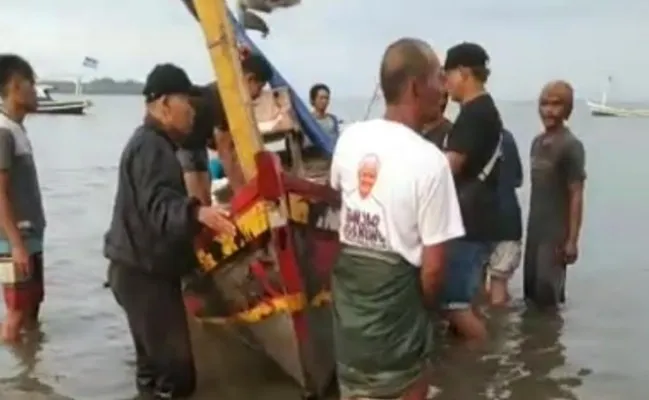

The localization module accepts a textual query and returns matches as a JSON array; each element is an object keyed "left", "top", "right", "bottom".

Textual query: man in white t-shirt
[{"left": 329, "top": 38, "right": 465, "bottom": 400}]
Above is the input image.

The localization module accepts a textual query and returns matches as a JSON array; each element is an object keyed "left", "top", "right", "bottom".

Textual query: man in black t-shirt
[
  {"left": 440, "top": 42, "right": 503, "bottom": 345},
  {"left": 177, "top": 54, "right": 273, "bottom": 203}
]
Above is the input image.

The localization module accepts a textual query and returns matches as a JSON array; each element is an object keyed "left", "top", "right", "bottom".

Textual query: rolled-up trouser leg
[
  {"left": 108, "top": 263, "right": 196, "bottom": 398},
  {"left": 487, "top": 240, "right": 522, "bottom": 280}
]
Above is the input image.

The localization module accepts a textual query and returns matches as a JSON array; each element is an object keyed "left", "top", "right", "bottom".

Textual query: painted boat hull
[{"left": 185, "top": 151, "right": 339, "bottom": 397}]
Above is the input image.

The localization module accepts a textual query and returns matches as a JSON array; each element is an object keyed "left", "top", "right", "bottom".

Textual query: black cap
[
  {"left": 444, "top": 42, "right": 490, "bottom": 70},
  {"left": 142, "top": 63, "right": 201, "bottom": 102}
]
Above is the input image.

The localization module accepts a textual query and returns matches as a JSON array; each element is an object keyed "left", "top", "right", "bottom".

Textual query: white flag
[{"left": 82, "top": 57, "right": 99, "bottom": 69}]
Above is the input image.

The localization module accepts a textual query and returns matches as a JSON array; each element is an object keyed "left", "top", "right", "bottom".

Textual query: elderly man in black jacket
[{"left": 104, "top": 63, "right": 235, "bottom": 399}]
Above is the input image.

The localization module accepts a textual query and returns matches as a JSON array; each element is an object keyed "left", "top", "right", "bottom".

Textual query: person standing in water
[
  {"left": 422, "top": 89, "right": 452, "bottom": 148},
  {"left": 104, "top": 63, "right": 235, "bottom": 398},
  {"left": 525, "top": 80, "right": 585, "bottom": 310},
  {"left": 485, "top": 128, "right": 523, "bottom": 306},
  {"left": 0, "top": 55, "right": 45, "bottom": 343},
  {"left": 441, "top": 42, "right": 503, "bottom": 344},
  {"left": 309, "top": 83, "right": 340, "bottom": 141},
  {"left": 330, "top": 38, "right": 464, "bottom": 400}
]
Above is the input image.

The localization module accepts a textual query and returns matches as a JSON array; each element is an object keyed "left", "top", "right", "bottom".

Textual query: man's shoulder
[
  {"left": 453, "top": 94, "right": 501, "bottom": 133},
  {"left": 563, "top": 129, "right": 583, "bottom": 144},
  {"left": 461, "top": 93, "right": 497, "bottom": 115},
  {"left": 122, "top": 125, "right": 159, "bottom": 157}
]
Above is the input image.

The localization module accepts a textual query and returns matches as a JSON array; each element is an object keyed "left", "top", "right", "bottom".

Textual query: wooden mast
[{"left": 191, "top": 0, "right": 263, "bottom": 182}]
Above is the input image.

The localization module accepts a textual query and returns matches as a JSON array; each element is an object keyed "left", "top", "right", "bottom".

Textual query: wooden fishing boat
[
  {"left": 180, "top": 1, "right": 339, "bottom": 398},
  {"left": 587, "top": 76, "right": 649, "bottom": 118},
  {"left": 34, "top": 85, "right": 92, "bottom": 115}
]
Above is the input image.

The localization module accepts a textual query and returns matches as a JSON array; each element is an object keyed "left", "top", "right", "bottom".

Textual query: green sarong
[{"left": 333, "top": 245, "right": 433, "bottom": 399}]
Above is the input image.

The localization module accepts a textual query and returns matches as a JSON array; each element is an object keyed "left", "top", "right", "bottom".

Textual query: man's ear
[{"left": 408, "top": 77, "right": 420, "bottom": 99}]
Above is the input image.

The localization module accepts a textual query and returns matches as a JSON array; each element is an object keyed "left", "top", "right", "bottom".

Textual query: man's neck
[
  {"left": 313, "top": 109, "right": 327, "bottom": 118},
  {"left": 460, "top": 86, "right": 487, "bottom": 105},
  {"left": 384, "top": 105, "right": 420, "bottom": 132},
  {"left": 2, "top": 103, "right": 26, "bottom": 125},
  {"left": 425, "top": 115, "right": 448, "bottom": 131},
  {"left": 544, "top": 124, "right": 566, "bottom": 135}
]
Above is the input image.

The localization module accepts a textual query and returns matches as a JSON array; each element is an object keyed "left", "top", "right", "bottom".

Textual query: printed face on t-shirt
[{"left": 357, "top": 155, "right": 380, "bottom": 199}]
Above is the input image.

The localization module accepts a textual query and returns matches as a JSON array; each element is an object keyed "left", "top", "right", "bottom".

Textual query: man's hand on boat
[{"left": 197, "top": 205, "right": 237, "bottom": 236}]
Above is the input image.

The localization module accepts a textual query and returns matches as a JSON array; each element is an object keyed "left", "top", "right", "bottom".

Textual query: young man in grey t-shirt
[{"left": 0, "top": 54, "right": 45, "bottom": 343}]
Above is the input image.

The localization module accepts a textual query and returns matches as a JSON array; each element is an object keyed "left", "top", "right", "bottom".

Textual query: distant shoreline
[{"left": 40, "top": 78, "right": 143, "bottom": 96}]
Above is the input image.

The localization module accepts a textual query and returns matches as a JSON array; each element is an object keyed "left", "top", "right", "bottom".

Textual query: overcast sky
[{"left": 2, "top": 0, "right": 648, "bottom": 101}]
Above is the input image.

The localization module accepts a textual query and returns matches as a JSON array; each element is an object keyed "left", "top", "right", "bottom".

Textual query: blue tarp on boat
[{"left": 228, "top": 11, "right": 335, "bottom": 156}]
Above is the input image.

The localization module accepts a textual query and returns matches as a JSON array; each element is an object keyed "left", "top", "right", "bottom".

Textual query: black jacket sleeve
[{"left": 131, "top": 142, "right": 201, "bottom": 240}]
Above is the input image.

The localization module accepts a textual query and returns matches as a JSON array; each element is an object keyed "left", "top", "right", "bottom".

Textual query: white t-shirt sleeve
[{"left": 417, "top": 158, "right": 465, "bottom": 246}]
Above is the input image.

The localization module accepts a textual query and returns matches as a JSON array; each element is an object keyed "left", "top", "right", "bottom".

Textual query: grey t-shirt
[
  {"left": 0, "top": 114, "right": 46, "bottom": 239},
  {"left": 528, "top": 128, "right": 586, "bottom": 241},
  {"left": 314, "top": 113, "right": 339, "bottom": 141}
]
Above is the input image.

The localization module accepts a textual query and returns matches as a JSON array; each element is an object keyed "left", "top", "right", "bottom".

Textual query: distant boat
[
  {"left": 587, "top": 76, "right": 649, "bottom": 117},
  {"left": 33, "top": 84, "right": 92, "bottom": 115}
]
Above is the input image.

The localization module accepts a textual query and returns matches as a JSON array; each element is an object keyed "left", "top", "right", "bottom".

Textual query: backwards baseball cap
[
  {"left": 142, "top": 63, "right": 201, "bottom": 103},
  {"left": 444, "top": 42, "right": 490, "bottom": 70}
]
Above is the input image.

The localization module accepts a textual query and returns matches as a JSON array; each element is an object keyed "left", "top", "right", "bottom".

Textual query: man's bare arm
[
  {"left": 0, "top": 172, "right": 23, "bottom": 249},
  {"left": 565, "top": 140, "right": 586, "bottom": 245},
  {"left": 214, "top": 128, "right": 246, "bottom": 190},
  {"left": 567, "top": 181, "right": 584, "bottom": 244},
  {"left": 421, "top": 244, "right": 446, "bottom": 307},
  {"left": 417, "top": 159, "right": 466, "bottom": 307},
  {"left": 445, "top": 151, "right": 466, "bottom": 175}
]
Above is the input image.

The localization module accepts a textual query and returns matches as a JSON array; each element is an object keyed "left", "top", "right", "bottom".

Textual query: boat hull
[
  {"left": 587, "top": 100, "right": 649, "bottom": 117},
  {"left": 35, "top": 101, "right": 91, "bottom": 115},
  {"left": 186, "top": 151, "right": 339, "bottom": 397}
]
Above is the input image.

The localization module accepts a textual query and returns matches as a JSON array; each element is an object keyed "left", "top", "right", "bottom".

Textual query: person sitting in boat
[
  {"left": 329, "top": 38, "right": 465, "bottom": 400},
  {"left": 207, "top": 147, "right": 224, "bottom": 180},
  {"left": 177, "top": 50, "right": 273, "bottom": 201},
  {"left": 309, "top": 83, "right": 341, "bottom": 142}
]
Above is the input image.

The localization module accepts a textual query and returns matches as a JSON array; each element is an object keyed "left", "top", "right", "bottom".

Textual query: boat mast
[
  {"left": 191, "top": 0, "right": 264, "bottom": 182},
  {"left": 74, "top": 75, "right": 83, "bottom": 96},
  {"left": 601, "top": 75, "right": 612, "bottom": 106}
]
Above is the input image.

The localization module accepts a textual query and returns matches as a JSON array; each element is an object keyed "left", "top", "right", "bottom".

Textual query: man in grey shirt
[
  {"left": 525, "top": 80, "right": 586, "bottom": 310},
  {"left": 309, "top": 83, "right": 340, "bottom": 142},
  {"left": 0, "top": 54, "right": 45, "bottom": 343}
]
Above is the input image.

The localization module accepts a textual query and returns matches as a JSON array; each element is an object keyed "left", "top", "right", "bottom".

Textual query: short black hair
[
  {"left": 241, "top": 54, "right": 273, "bottom": 84},
  {"left": 0, "top": 54, "right": 35, "bottom": 96},
  {"left": 379, "top": 38, "right": 432, "bottom": 105},
  {"left": 444, "top": 42, "right": 490, "bottom": 83},
  {"left": 309, "top": 83, "right": 330, "bottom": 102}
]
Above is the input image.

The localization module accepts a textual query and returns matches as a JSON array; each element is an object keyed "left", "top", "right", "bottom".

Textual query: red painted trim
[
  {"left": 229, "top": 176, "right": 260, "bottom": 214},
  {"left": 271, "top": 225, "right": 308, "bottom": 342},
  {"left": 256, "top": 151, "right": 283, "bottom": 200},
  {"left": 257, "top": 159, "right": 310, "bottom": 344}
]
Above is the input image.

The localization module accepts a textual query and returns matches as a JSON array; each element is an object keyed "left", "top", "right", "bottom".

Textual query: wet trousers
[
  {"left": 108, "top": 263, "right": 196, "bottom": 399},
  {"left": 523, "top": 239, "right": 566, "bottom": 309}
]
